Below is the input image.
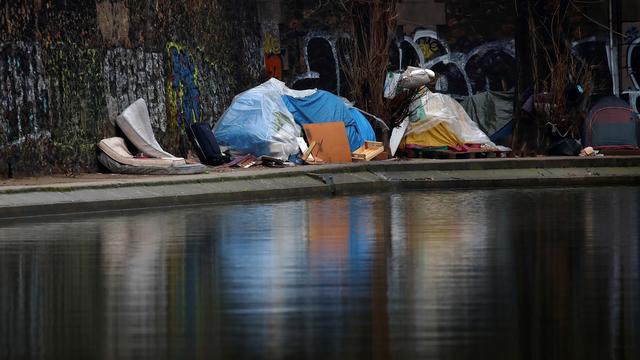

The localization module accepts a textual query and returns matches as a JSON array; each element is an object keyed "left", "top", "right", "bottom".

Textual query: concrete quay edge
[{"left": 1, "top": 156, "right": 639, "bottom": 220}]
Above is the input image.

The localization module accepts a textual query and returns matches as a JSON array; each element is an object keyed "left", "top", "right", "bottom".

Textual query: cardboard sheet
[{"left": 303, "top": 122, "right": 352, "bottom": 163}]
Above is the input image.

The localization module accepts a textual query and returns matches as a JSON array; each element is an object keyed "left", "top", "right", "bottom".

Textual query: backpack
[{"left": 186, "top": 123, "right": 230, "bottom": 166}]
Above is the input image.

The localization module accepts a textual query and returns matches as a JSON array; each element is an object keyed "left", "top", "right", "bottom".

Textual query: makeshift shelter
[
  {"left": 399, "top": 90, "right": 495, "bottom": 150},
  {"left": 213, "top": 78, "right": 375, "bottom": 159},
  {"left": 461, "top": 90, "right": 514, "bottom": 142},
  {"left": 282, "top": 90, "right": 375, "bottom": 152},
  {"left": 583, "top": 96, "right": 639, "bottom": 148},
  {"left": 98, "top": 99, "right": 206, "bottom": 175},
  {"left": 213, "top": 79, "right": 309, "bottom": 161}
]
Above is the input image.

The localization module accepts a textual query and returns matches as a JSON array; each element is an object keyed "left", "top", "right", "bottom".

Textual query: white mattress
[
  {"left": 116, "top": 99, "right": 182, "bottom": 159},
  {"left": 98, "top": 137, "right": 186, "bottom": 167}
]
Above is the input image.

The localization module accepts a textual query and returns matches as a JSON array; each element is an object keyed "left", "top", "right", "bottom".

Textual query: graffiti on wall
[
  {"left": 102, "top": 48, "right": 167, "bottom": 132},
  {"left": 291, "top": 28, "right": 513, "bottom": 99},
  {"left": 263, "top": 22, "right": 283, "bottom": 80},
  {"left": 166, "top": 42, "right": 202, "bottom": 127},
  {"left": 572, "top": 34, "right": 640, "bottom": 113},
  {"left": 392, "top": 30, "right": 515, "bottom": 98},
  {"left": 294, "top": 31, "right": 348, "bottom": 96},
  {"left": 0, "top": 42, "right": 50, "bottom": 148},
  {"left": 623, "top": 23, "right": 640, "bottom": 92}
]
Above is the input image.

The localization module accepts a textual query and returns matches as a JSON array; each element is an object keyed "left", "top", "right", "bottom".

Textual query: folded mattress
[
  {"left": 116, "top": 98, "right": 181, "bottom": 159},
  {"left": 98, "top": 152, "right": 206, "bottom": 175},
  {"left": 98, "top": 137, "right": 186, "bottom": 167}
]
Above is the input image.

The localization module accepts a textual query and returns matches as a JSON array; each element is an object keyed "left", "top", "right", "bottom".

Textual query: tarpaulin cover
[
  {"left": 404, "top": 122, "right": 463, "bottom": 147},
  {"left": 349, "top": 108, "right": 377, "bottom": 144},
  {"left": 461, "top": 90, "right": 514, "bottom": 137},
  {"left": 282, "top": 90, "right": 375, "bottom": 151},
  {"left": 405, "top": 90, "right": 492, "bottom": 146},
  {"left": 213, "top": 78, "right": 314, "bottom": 160}
]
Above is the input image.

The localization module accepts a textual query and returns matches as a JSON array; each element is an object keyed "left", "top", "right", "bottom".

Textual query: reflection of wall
[{"left": 0, "top": 223, "right": 105, "bottom": 358}]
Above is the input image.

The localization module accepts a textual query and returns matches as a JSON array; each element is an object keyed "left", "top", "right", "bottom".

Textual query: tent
[
  {"left": 397, "top": 90, "right": 495, "bottom": 150},
  {"left": 461, "top": 90, "right": 514, "bottom": 142},
  {"left": 213, "top": 79, "right": 310, "bottom": 161},
  {"left": 213, "top": 78, "right": 375, "bottom": 159},
  {"left": 282, "top": 90, "right": 376, "bottom": 152},
  {"left": 583, "top": 96, "right": 639, "bottom": 148}
]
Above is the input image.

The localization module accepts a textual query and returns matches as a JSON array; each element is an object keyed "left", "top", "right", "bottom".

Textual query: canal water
[{"left": 0, "top": 187, "right": 638, "bottom": 359}]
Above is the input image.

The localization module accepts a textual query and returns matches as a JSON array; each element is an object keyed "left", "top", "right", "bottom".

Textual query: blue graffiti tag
[{"left": 169, "top": 46, "right": 201, "bottom": 126}]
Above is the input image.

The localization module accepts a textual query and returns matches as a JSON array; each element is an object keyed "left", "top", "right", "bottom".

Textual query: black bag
[
  {"left": 548, "top": 138, "right": 581, "bottom": 156},
  {"left": 187, "top": 123, "right": 229, "bottom": 166}
]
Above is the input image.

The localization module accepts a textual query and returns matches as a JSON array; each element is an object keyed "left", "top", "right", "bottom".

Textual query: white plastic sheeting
[
  {"left": 406, "top": 91, "right": 493, "bottom": 145},
  {"left": 213, "top": 78, "right": 316, "bottom": 160}
]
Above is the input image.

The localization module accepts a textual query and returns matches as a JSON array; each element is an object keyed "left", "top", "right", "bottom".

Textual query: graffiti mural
[
  {"left": 0, "top": 42, "right": 50, "bottom": 147},
  {"left": 393, "top": 31, "right": 515, "bottom": 98},
  {"left": 263, "top": 22, "right": 283, "bottom": 80},
  {"left": 630, "top": 39, "right": 640, "bottom": 89},
  {"left": 414, "top": 30, "right": 448, "bottom": 62},
  {"left": 102, "top": 48, "right": 167, "bottom": 132},
  {"left": 298, "top": 31, "right": 347, "bottom": 96},
  {"left": 166, "top": 42, "right": 202, "bottom": 127}
]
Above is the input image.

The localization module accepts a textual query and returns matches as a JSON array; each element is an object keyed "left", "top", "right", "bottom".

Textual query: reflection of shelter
[
  {"left": 307, "top": 198, "right": 350, "bottom": 262},
  {"left": 388, "top": 190, "right": 518, "bottom": 358}
]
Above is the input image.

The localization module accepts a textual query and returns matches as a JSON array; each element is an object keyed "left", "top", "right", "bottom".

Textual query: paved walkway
[{"left": 1, "top": 156, "right": 639, "bottom": 219}]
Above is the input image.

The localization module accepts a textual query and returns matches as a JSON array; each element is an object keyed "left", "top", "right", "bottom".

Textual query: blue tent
[{"left": 282, "top": 90, "right": 376, "bottom": 151}]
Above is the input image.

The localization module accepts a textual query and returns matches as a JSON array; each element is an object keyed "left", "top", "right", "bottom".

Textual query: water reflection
[{"left": 0, "top": 187, "right": 638, "bottom": 359}]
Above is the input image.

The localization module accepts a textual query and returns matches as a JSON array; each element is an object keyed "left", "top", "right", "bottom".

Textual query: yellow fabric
[{"left": 404, "top": 122, "right": 463, "bottom": 147}]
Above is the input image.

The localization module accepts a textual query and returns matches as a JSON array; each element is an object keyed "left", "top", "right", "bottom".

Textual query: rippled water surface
[{"left": 1, "top": 187, "right": 639, "bottom": 359}]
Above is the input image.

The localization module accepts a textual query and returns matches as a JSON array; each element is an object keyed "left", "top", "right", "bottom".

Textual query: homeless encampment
[{"left": 213, "top": 78, "right": 376, "bottom": 160}]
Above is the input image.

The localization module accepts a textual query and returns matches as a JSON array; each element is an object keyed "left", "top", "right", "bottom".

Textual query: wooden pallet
[{"left": 403, "top": 148, "right": 510, "bottom": 159}]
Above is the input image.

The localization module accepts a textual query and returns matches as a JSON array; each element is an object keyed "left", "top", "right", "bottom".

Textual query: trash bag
[
  {"left": 283, "top": 90, "right": 375, "bottom": 151},
  {"left": 548, "top": 138, "right": 581, "bottom": 156},
  {"left": 398, "top": 66, "right": 435, "bottom": 90},
  {"left": 213, "top": 78, "right": 314, "bottom": 160}
]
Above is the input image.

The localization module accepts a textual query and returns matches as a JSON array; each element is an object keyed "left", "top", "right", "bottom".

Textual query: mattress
[
  {"left": 98, "top": 152, "right": 206, "bottom": 175},
  {"left": 98, "top": 137, "right": 186, "bottom": 167},
  {"left": 116, "top": 98, "right": 181, "bottom": 159}
]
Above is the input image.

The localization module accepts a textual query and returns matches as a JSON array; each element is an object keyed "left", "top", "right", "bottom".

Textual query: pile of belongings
[
  {"left": 212, "top": 78, "right": 376, "bottom": 162},
  {"left": 385, "top": 79, "right": 511, "bottom": 156},
  {"left": 97, "top": 99, "right": 206, "bottom": 175}
]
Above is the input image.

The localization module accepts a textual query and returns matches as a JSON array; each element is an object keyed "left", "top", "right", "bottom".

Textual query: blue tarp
[
  {"left": 212, "top": 79, "right": 303, "bottom": 160},
  {"left": 282, "top": 90, "right": 375, "bottom": 151}
]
